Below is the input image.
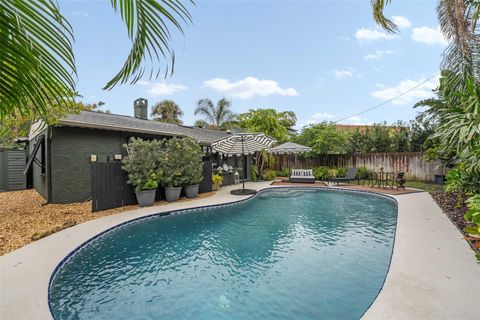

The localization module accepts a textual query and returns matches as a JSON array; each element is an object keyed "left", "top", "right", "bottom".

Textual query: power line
[{"left": 333, "top": 73, "right": 439, "bottom": 124}]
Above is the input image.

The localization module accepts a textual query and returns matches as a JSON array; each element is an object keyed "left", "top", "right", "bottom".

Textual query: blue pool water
[{"left": 49, "top": 189, "right": 397, "bottom": 320}]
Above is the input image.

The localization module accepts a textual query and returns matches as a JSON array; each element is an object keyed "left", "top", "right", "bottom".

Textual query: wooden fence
[
  {"left": 91, "top": 161, "right": 213, "bottom": 212},
  {"left": 272, "top": 152, "right": 446, "bottom": 182}
]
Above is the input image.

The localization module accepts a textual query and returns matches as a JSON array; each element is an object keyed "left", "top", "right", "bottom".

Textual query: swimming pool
[{"left": 49, "top": 188, "right": 397, "bottom": 319}]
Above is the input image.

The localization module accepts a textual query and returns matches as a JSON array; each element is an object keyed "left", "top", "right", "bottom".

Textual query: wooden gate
[{"left": 91, "top": 162, "right": 136, "bottom": 212}]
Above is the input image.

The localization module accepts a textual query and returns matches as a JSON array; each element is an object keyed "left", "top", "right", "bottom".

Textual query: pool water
[{"left": 49, "top": 189, "right": 397, "bottom": 320}]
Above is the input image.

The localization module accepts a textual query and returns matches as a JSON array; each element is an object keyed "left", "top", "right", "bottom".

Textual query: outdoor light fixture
[
  {"left": 90, "top": 155, "right": 97, "bottom": 162},
  {"left": 114, "top": 154, "right": 122, "bottom": 160}
]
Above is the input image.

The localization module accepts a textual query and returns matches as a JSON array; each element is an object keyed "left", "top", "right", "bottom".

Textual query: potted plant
[
  {"left": 122, "top": 138, "right": 163, "bottom": 207},
  {"left": 162, "top": 137, "right": 193, "bottom": 202},
  {"left": 212, "top": 174, "right": 223, "bottom": 191},
  {"left": 181, "top": 138, "right": 204, "bottom": 198}
]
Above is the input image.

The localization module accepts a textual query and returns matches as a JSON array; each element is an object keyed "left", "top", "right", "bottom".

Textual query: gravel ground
[{"left": 0, "top": 189, "right": 214, "bottom": 256}]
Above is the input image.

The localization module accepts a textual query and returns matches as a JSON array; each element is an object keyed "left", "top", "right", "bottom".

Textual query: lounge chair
[
  {"left": 290, "top": 169, "right": 316, "bottom": 183},
  {"left": 330, "top": 168, "right": 359, "bottom": 185}
]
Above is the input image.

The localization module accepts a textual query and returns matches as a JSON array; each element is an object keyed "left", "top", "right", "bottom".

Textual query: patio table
[{"left": 371, "top": 171, "right": 395, "bottom": 189}]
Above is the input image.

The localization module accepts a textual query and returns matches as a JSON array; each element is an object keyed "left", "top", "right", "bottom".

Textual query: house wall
[
  {"left": 50, "top": 127, "right": 127, "bottom": 203},
  {"left": 49, "top": 126, "right": 172, "bottom": 204}
]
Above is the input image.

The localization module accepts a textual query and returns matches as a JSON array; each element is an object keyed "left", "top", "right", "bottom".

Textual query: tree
[
  {"left": 1, "top": 0, "right": 192, "bottom": 119},
  {"left": 295, "top": 122, "right": 349, "bottom": 155},
  {"left": 238, "top": 108, "right": 296, "bottom": 142},
  {"left": 151, "top": 100, "right": 183, "bottom": 125},
  {"left": 371, "top": 1, "right": 480, "bottom": 79},
  {"left": 194, "top": 98, "right": 237, "bottom": 130},
  {"left": 415, "top": 71, "right": 480, "bottom": 173}
]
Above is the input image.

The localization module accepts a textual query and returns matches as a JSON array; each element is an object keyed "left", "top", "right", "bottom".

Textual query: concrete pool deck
[{"left": 1, "top": 182, "right": 479, "bottom": 319}]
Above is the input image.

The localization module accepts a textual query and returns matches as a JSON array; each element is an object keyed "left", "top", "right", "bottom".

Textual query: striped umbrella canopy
[
  {"left": 268, "top": 141, "right": 311, "bottom": 155},
  {"left": 211, "top": 133, "right": 277, "bottom": 156},
  {"left": 211, "top": 133, "right": 276, "bottom": 195}
]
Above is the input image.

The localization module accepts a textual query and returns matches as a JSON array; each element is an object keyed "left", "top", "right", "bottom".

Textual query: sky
[{"left": 59, "top": 0, "right": 445, "bottom": 129}]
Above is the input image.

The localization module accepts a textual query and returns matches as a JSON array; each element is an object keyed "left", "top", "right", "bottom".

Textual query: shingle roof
[{"left": 60, "top": 111, "right": 230, "bottom": 145}]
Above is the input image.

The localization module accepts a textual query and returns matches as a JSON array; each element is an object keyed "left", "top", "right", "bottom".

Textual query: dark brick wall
[
  {"left": 50, "top": 127, "right": 127, "bottom": 203},
  {"left": 49, "top": 127, "right": 172, "bottom": 204}
]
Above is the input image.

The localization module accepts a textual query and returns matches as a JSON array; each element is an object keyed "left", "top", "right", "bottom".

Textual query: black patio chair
[
  {"left": 395, "top": 172, "right": 406, "bottom": 190},
  {"left": 330, "top": 168, "right": 359, "bottom": 185}
]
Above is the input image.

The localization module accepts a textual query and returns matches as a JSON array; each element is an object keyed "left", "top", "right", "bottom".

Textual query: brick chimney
[{"left": 134, "top": 98, "right": 148, "bottom": 120}]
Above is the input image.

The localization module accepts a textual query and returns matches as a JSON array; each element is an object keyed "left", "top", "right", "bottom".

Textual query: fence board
[
  {"left": 272, "top": 152, "right": 445, "bottom": 182},
  {"left": 91, "top": 161, "right": 213, "bottom": 212}
]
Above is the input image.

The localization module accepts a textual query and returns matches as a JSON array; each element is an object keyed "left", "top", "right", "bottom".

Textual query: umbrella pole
[{"left": 242, "top": 137, "right": 245, "bottom": 190}]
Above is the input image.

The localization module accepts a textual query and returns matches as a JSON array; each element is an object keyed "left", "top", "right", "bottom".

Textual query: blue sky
[{"left": 60, "top": 0, "right": 445, "bottom": 128}]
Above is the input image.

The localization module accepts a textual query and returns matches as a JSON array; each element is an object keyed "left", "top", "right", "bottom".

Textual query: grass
[{"left": 405, "top": 181, "right": 444, "bottom": 193}]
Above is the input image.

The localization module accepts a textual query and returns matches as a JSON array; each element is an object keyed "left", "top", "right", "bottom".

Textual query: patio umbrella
[
  {"left": 268, "top": 142, "right": 311, "bottom": 155},
  {"left": 269, "top": 141, "right": 312, "bottom": 173},
  {"left": 211, "top": 133, "right": 277, "bottom": 195}
]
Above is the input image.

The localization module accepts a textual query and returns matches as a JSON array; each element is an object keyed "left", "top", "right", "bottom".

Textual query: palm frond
[
  {"left": 104, "top": 0, "right": 193, "bottom": 90},
  {"left": 370, "top": 0, "right": 398, "bottom": 33},
  {"left": 0, "top": 0, "right": 76, "bottom": 118}
]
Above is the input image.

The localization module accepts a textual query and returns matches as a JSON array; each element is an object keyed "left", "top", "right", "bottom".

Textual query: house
[{"left": 26, "top": 98, "right": 244, "bottom": 204}]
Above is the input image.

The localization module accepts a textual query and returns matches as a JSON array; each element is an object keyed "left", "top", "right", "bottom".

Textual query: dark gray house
[{"left": 26, "top": 99, "right": 242, "bottom": 204}]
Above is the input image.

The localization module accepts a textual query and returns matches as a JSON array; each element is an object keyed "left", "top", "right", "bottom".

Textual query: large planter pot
[
  {"left": 165, "top": 186, "right": 182, "bottom": 202},
  {"left": 212, "top": 183, "right": 221, "bottom": 191},
  {"left": 136, "top": 189, "right": 156, "bottom": 207},
  {"left": 184, "top": 184, "right": 199, "bottom": 198}
]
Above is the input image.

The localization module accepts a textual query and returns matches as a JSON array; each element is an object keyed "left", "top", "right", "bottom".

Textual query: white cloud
[
  {"left": 392, "top": 16, "right": 412, "bottom": 29},
  {"left": 306, "top": 112, "right": 335, "bottom": 124},
  {"left": 333, "top": 68, "right": 360, "bottom": 79},
  {"left": 371, "top": 75, "right": 439, "bottom": 106},
  {"left": 203, "top": 77, "right": 298, "bottom": 99},
  {"left": 354, "top": 28, "right": 398, "bottom": 41},
  {"left": 411, "top": 26, "right": 448, "bottom": 46},
  {"left": 364, "top": 49, "right": 395, "bottom": 60},
  {"left": 138, "top": 81, "right": 188, "bottom": 96}
]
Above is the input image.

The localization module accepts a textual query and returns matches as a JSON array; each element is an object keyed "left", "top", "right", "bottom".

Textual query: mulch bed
[
  {"left": 0, "top": 189, "right": 214, "bottom": 256},
  {"left": 431, "top": 192, "right": 480, "bottom": 252}
]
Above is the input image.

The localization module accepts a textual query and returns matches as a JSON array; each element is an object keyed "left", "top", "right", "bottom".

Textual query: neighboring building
[
  {"left": 335, "top": 124, "right": 401, "bottom": 133},
  {"left": 26, "top": 98, "right": 236, "bottom": 204}
]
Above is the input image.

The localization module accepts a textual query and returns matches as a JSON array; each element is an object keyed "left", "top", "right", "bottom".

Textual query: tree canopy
[
  {"left": 194, "top": 98, "right": 237, "bottom": 130},
  {"left": 151, "top": 100, "right": 184, "bottom": 125},
  {"left": 238, "top": 108, "right": 296, "bottom": 142}
]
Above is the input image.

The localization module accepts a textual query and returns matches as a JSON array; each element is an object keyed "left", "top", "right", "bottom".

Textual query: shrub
[
  {"left": 464, "top": 195, "right": 480, "bottom": 261},
  {"left": 212, "top": 174, "right": 223, "bottom": 186},
  {"left": 337, "top": 167, "right": 347, "bottom": 177},
  {"left": 356, "top": 167, "right": 371, "bottom": 179},
  {"left": 445, "top": 165, "right": 480, "bottom": 195},
  {"left": 162, "top": 137, "right": 203, "bottom": 187},
  {"left": 262, "top": 169, "right": 277, "bottom": 181},
  {"left": 122, "top": 138, "right": 164, "bottom": 192},
  {"left": 313, "top": 166, "right": 331, "bottom": 180},
  {"left": 276, "top": 167, "right": 290, "bottom": 177}
]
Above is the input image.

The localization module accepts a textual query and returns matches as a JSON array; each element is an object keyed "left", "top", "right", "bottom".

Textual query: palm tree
[
  {"left": 371, "top": 0, "right": 480, "bottom": 78},
  {"left": 151, "top": 100, "right": 184, "bottom": 125},
  {"left": 1, "top": 0, "right": 192, "bottom": 118},
  {"left": 194, "top": 98, "right": 237, "bottom": 130}
]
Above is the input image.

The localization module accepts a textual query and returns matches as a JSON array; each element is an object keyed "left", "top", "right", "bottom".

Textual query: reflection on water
[{"left": 50, "top": 189, "right": 397, "bottom": 320}]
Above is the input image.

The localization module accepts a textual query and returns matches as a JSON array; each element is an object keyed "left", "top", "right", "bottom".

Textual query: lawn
[{"left": 405, "top": 181, "right": 444, "bottom": 193}]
